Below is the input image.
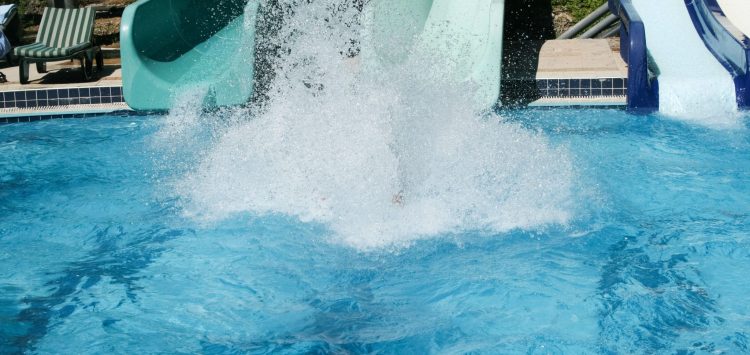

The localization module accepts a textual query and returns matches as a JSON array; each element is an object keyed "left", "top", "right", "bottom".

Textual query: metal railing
[{"left": 558, "top": 3, "right": 620, "bottom": 39}]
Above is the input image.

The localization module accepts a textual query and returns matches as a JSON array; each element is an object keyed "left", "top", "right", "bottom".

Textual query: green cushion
[
  {"left": 14, "top": 42, "right": 90, "bottom": 58},
  {"left": 14, "top": 7, "right": 95, "bottom": 59}
]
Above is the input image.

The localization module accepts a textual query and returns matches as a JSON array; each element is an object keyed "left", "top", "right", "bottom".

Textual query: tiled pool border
[
  {"left": 0, "top": 78, "right": 629, "bottom": 123},
  {"left": 0, "top": 86, "right": 124, "bottom": 109},
  {"left": 536, "top": 78, "right": 628, "bottom": 98}
]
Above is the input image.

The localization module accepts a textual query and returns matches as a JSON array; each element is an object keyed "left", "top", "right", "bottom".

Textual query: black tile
[
  {"left": 37, "top": 90, "right": 47, "bottom": 99},
  {"left": 47, "top": 90, "right": 58, "bottom": 99},
  {"left": 48, "top": 99, "right": 58, "bottom": 106},
  {"left": 624, "top": 78, "right": 629, "bottom": 88},
  {"left": 592, "top": 80, "right": 602, "bottom": 89},
  {"left": 58, "top": 89, "right": 69, "bottom": 98},
  {"left": 592, "top": 89, "right": 602, "bottom": 96},
  {"left": 111, "top": 87, "right": 122, "bottom": 96},
  {"left": 27, "top": 91, "right": 37, "bottom": 100},
  {"left": 69, "top": 98, "right": 80, "bottom": 105},
  {"left": 101, "top": 96, "right": 112, "bottom": 104},
  {"left": 79, "top": 87, "right": 90, "bottom": 98},
  {"left": 91, "top": 97, "right": 101, "bottom": 104},
  {"left": 38, "top": 99, "right": 48, "bottom": 106},
  {"left": 26, "top": 100, "right": 37, "bottom": 108},
  {"left": 602, "top": 79, "right": 613, "bottom": 89},
  {"left": 581, "top": 79, "right": 591, "bottom": 89},
  {"left": 115, "top": 95, "right": 124, "bottom": 102},
  {"left": 570, "top": 79, "right": 581, "bottom": 89},
  {"left": 614, "top": 78, "right": 624, "bottom": 88},
  {"left": 548, "top": 79, "right": 559, "bottom": 89},
  {"left": 601, "top": 88, "right": 613, "bottom": 96},
  {"left": 547, "top": 88, "right": 559, "bottom": 97},
  {"left": 102, "top": 87, "right": 111, "bottom": 96},
  {"left": 613, "top": 89, "right": 624, "bottom": 96},
  {"left": 16, "top": 101, "right": 27, "bottom": 108},
  {"left": 570, "top": 88, "right": 580, "bottom": 97},
  {"left": 79, "top": 98, "right": 91, "bottom": 104},
  {"left": 3, "top": 92, "right": 14, "bottom": 101},
  {"left": 0, "top": 102, "right": 4, "bottom": 108},
  {"left": 68, "top": 88, "right": 79, "bottom": 98},
  {"left": 559, "top": 88, "right": 570, "bottom": 97},
  {"left": 15, "top": 91, "right": 26, "bottom": 101},
  {"left": 90, "top": 87, "right": 101, "bottom": 96},
  {"left": 558, "top": 79, "right": 570, "bottom": 90}
]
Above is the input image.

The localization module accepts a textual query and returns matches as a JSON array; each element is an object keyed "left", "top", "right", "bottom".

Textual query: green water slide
[
  {"left": 121, "top": 0, "right": 504, "bottom": 111},
  {"left": 363, "top": 0, "right": 506, "bottom": 110},
  {"left": 120, "top": 0, "right": 258, "bottom": 110}
]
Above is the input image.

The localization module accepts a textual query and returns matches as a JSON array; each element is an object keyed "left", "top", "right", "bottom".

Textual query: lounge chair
[{"left": 14, "top": 6, "right": 103, "bottom": 84}]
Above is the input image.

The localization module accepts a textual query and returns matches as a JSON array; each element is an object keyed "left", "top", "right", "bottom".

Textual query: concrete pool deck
[{"left": 0, "top": 38, "right": 629, "bottom": 120}]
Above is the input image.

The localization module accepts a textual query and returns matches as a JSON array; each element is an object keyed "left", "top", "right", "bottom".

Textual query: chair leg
[
  {"left": 19, "top": 60, "right": 29, "bottom": 84},
  {"left": 95, "top": 48, "right": 103, "bottom": 73},
  {"left": 80, "top": 56, "right": 93, "bottom": 81},
  {"left": 36, "top": 62, "right": 47, "bottom": 73}
]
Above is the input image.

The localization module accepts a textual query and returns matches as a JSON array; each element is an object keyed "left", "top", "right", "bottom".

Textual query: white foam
[{"left": 164, "top": 0, "right": 575, "bottom": 250}]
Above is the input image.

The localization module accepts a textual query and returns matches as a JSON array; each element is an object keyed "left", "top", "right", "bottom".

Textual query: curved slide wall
[
  {"left": 120, "top": 0, "right": 259, "bottom": 110},
  {"left": 362, "top": 0, "right": 505, "bottom": 111}
]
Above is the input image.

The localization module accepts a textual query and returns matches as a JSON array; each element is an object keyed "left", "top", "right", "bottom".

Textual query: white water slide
[
  {"left": 362, "top": 0, "right": 505, "bottom": 111},
  {"left": 631, "top": 0, "right": 738, "bottom": 125}
]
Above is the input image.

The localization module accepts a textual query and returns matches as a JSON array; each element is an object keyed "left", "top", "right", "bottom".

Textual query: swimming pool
[{"left": 1, "top": 109, "right": 748, "bottom": 353}]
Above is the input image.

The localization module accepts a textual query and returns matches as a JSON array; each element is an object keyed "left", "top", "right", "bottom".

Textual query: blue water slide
[
  {"left": 608, "top": 0, "right": 658, "bottom": 112},
  {"left": 685, "top": 0, "right": 750, "bottom": 109}
]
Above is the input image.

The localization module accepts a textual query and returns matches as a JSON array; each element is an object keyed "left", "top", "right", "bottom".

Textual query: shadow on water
[
  {"left": 596, "top": 228, "right": 726, "bottom": 353},
  {"left": 2, "top": 213, "right": 193, "bottom": 354}
]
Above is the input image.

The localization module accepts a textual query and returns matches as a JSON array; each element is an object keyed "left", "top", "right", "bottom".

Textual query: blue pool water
[{"left": 1, "top": 110, "right": 749, "bottom": 353}]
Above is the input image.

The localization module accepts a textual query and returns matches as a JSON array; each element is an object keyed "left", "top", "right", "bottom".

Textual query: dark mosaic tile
[
  {"left": 16, "top": 101, "right": 27, "bottom": 108},
  {"left": 591, "top": 88, "right": 602, "bottom": 96},
  {"left": 536, "top": 80, "right": 546, "bottom": 90},
  {"left": 90, "top": 87, "right": 101, "bottom": 97},
  {"left": 14, "top": 91, "right": 25, "bottom": 101},
  {"left": 58, "top": 89, "right": 69, "bottom": 98},
  {"left": 580, "top": 79, "right": 591, "bottom": 89},
  {"left": 613, "top": 89, "right": 624, "bottom": 96},
  {"left": 548, "top": 79, "right": 559, "bottom": 89},
  {"left": 38, "top": 99, "right": 48, "bottom": 106},
  {"left": 102, "top": 87, "right": 111, "bottom": 96},
  {"left": 111, "top": 87, "right": 122, "bottom": 96},
  {"left": 48, "top": 99, "right": 58, "bottom": 106},
  {"left": 558, "top": 79, "right": 570, "bottom": 90},
  {"left": 570, "top": 88, "right": 580, "bottom": 96},
  {"left": 91, "top": 97, "right": 101, "bottom": 104},
  {"left": 79, "top": 98, "right": 91, "bottom": 104},
  {"left": 547, "top": 88, "right": 559, "bottom": 97},
  {"left": 79, "top": 87, "right": 90, "bottom": 98},
  {"left": 47, "top": 90, "right": 58, "bottom": 99},
  {"left": 101, "top": 96, "right": 112, "bottom": 104},
  {"left": 3, "top": 92, "right": 14, "bottom": 101},
  {"left": 68, "top": 88, "right": 79, "bottom": 98},
  {"left": 37, "top": 90, "right": 47, "bottom": 99},
  {"left": 27, "top": 91, "right": 37, "bottom": 100},
  {"left": 614, "top": 78, "right": 624, "bottom": 88},
  {"left": 570, "top": 79, "right": 580, "bottom": 89},
  {"left": 602, "top": 79, "right": 613, "bottom": 89}
]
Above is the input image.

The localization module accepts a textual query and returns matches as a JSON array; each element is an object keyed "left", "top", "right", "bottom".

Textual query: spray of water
[{"left": 160, "top": 0, "right": 575, "bottom": 250}]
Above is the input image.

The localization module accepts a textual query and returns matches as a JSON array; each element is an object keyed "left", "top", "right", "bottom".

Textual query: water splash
[{"left": 165, "top": 0, "right": 575, "bottom": 249}]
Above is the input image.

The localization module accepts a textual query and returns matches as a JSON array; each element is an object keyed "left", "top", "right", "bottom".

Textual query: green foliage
[{"left": 552, "top": 0, "right": 606, "bottom": 21}]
